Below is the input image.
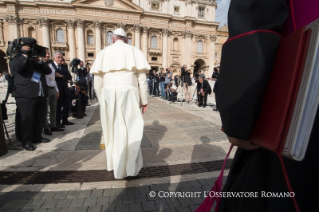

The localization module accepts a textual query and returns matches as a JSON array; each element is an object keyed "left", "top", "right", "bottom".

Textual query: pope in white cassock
[{"left": 90, "top": 28, "right": 150, "bottom": 179}]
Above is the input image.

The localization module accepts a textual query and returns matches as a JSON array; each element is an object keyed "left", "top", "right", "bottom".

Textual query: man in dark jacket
[
  {"left": 149, "top": 69, "right": 160, "bottom": 96},
  {"left": 70, "top": 82, "right": 88, "bottom": 117},
  {"left": 180, "top": 64, "right": 193, "bottom": 103},
  {"left": 10, "top": 44, "right": 52, "bottom": 150},
  {"left": 196, "top": 74, "right": 211, "bottom": 107},
  {"left": 53, "top": 51, "right": 73, "bottom": 128}
]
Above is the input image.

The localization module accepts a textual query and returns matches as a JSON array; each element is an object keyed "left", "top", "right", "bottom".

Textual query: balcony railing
[
  {"left": 52, "top": 42, "right": 68, "bottom": 48},
  {"left": 148, "top": 48, "right": 162, "bottom": 56}
]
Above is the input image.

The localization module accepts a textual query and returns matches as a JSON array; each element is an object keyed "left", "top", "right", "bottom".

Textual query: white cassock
[{"left": 91, "top": 40, "right": 150, "bottom": 179}]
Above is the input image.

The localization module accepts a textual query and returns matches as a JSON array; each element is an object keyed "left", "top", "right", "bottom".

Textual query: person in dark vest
[
  {"left": 52, "top": 51, "right": 73, "bottom": 128},
  {"left": 10, "top": 43, "right": 52, "bottom": 150},
  {"left": 196, "top": 74, "right": 211, "bottom": 108}
]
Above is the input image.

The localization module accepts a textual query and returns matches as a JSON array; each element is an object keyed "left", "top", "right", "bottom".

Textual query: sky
[{"left": 215, "top": 0, "right": 231, "bottom": 27}]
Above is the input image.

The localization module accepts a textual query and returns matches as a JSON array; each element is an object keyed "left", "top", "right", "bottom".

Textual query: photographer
[
  {"left": 159, "top": 68, "right": 166, "bottom": 98},
  {"left": 9, "top": 40, "right": 52, "bottom": 150},
  {"left": 149, "top": 69, "right": 159, "bottom": 96},
  {"left": 196, "top": 74, "right": 212, "bottom": 108},
  {"left": 164, "top": 68, "right": 172, "bottom": 99},
  {"left": 165, "top": 80, "right": 178, "bottom": 103},
  {"left": 77, "top": 61, "right": 88, "bottom": 91},
  {"left": 180, "top": 64, "right": 193, "bottom": 103},
  {"left": 70, "top": 82, "right": 88, "bottom": 118},
  {"left": 53, "top": 51, "right": 73, "bottom": 128}
]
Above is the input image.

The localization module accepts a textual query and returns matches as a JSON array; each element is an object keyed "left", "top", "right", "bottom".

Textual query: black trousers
[
  {"left": 15, "top": 97, "right": 47, "bottom": 145},
  {"left": 198, "top": 94, "right": 208, "bottom": 106},
  {"left": 150, "top": 82, "right": 159, "bottom": 96},
  {"left": 56, "top": 91, "right": 70, "bottom": 124},
  {"left": 88, "top": 81, "right": 93, "bottom": 100}
]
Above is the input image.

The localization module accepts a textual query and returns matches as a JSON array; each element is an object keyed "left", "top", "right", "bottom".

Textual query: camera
[
  {"left": 6, "top": 37, "right": 46, "bottom": 58},
  {"left": 70, "top": 58, "right": 81, "bottom": 73},
  {"left": 181, "top": 66, "right": 186, "bottom": 73}
]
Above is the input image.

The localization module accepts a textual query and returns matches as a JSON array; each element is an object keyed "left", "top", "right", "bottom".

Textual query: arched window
[
  {"left": 127, "top": 33, "right": 132, "bottom": 45},
  {"left": 173, "top": 38, "right": 178, "bottom": 50},
  {"left": 197, "top": 40, "right": 203, "bottom": 53},
  {"left": 28, "top": 27, "right": 36, "bottom": 38},
  {"left": 56, "top": 29, "right": 65, "bottom": 42},
  {"left": 87, "top": 30, "right": 94, "bottom": 45},
  {"left": 151, "top": 36, "right": 157, "bottom": 49},
  {"left": 106, "top": 31, "right": 113, "bottom": 45}
]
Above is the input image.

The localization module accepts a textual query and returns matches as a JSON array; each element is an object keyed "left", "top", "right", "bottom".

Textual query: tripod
[
  {"left": 180, "top": 77, "right": 184, "bottom": 106},
  {"left": 190, "top": 85, "right": 198, "bottom": 105}
]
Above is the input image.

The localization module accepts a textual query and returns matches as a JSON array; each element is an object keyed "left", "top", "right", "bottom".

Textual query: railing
[{"left": 52, "top": 42, "right": 68, "bottom": 48}]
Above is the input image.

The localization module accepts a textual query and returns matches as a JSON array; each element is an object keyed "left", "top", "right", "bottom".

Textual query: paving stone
[
  {"left": 180, "top": 188, "right": 193, "bottom": 193},
  {"left": 122, "top": 194, "right": 135, "bottom": 204},
  {"left": 177, "top": 197, "right": 194, "bottom": 207},
  {"left": 108, "top": 195, "right": 122, "bottom": 205},
  {"left": 150, "top": 184, "right": 161, "bottom": 191},
  {"left": 176, "top": 207, "right": 192, "bottom": 212},
  {"left": 82, "top": 197, "right": 97, "bottom": 207},
  {"left": 142, "top": 201, "right": 156, "bottom": 211},
  {"left": 204, "top": 179, "right": 215, "bottom": 186},
  {"left": 190, "top": 187, "right": 204, "bottom": 193},
  {"left": 91, "top": 189, "right": 104, "bottom": 197},
  {"left": 47, "top": 208, "right": 62, "bottom": 212},
  {"left": 189, "top": 180, "right": 202, "bottom": 187},
  {"left": 126, "top": 187, "right": 139, "bottom": 194},
  {"left": 97, "top": 196, "right": 109, "bottom": 206},
  {"left": 33, "top": 209, "right": 47, "bottom": 212},
  {"left": 138, "top": 186, "right": 150, "bottom": 193},
  {"left": 147, "top": 192, "right": 160, "bottom": 201},
  {"left": 103, "top": 189, "right": 116, "bottom": 197},
  {"left": 201, "top": 185, "right": 212, "bottom": 192},
  {"left": 2, "top": 209, "right": 19, "bottom": 212},
  {"left": 134, "top": 193, "right": 148, "bottom": 202},
  {"left": 2, "top": 193, "right": 18, "bottom": 200},
  {"left": 162, "top": 208, "right": 176, "bottom": 212},
  {"left": 155, "top": 199, "right": 169, "bottom": 210},
  {"left": 30, "top": 193, "right": 45, "bottom": 200},
  {"left": 54, "top": 191, "right": 69, "bottom": 199},
  {"left": 101, "top": 204, "right": 115, "bottom": 212},
  {"left": 69, "top": 198, "right": 85, "bottom": 207},
  {"left": 189, "top": 205, "right": 201, "bottom": 212},
  {"left": 25, "top": 199, "right": 46, "bottom": 209},
  {"left": 41, "top": 199, "right": 60, "bottom": 208},
  {"left": 61, "top": 207, "right": 75, "bottom": 212},
  {"left": 0, "top": 193, "right": 8, "bottom": 200},
  {"left": 13, "top": 200, "right": 32, "bottom": 209},
  {"left": 88, "top": 206, "right": 102, "bottom": 212},
  {"left": 180, "top": 182, "right": 192, "bottom": 189},
  {"left": 73, "top": 206, "right": 88, "bottom": 212},
  {"left": 166, "top": 199, "right": 181, "bottom": 208},
  {"left": 190, "top": 197, "right": 204, "bottom": 205},
  {"left": 159, "top": 183, "right": 170, "bottom": 191},
  {"left": 57, "top": 199, "right": 72, "bottom": 208},
  {"left": 67, "top": 191, "right": 80, "bottom": 199},
  {"left": 115, "top": 203, "right": 128, "bottom": 212},
  {"left": 41, "top": 192, "right": 57, "bottom": 200},
  {"left": 128, "top": 202, "right": 142, "bottom": 212},
  {"left": 79, "top": 191, "right": 91, "bottom": 198},
  {"left": 197, "top": 179, "right": 209, "bottom": 186},
  {"left": 115, "top": 188, "right": 128, "bottom": 195},
  {"left": 18, "top": 209, "right": 33, "bottom": 212}
]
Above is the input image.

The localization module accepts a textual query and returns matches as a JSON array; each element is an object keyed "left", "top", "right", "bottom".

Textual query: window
[
  {"left": 173, "top": 38, "right": 178, "bottom": 50},
  {"left": 56, "top": 29, "right": 65, "bottom": 42},
  {"left": 174, "top": 6, "right": 180, "bottom": 14},
  {"left": 198, "top": 7, "right": 205, "bottom": 18},
  {"left": 106, "top": 31, "right": 113, "bottom": 45},
  {"left": 151, "top": 2, "right": 160, "bottom": 11},
  {"left": 127, "top": 33, "right": 132, "bottom": 45},
  {"left": 88, "top": 53, "right": 94, "bottom": 57},
  {"left": 151, "top": 57, "right": 157, "bottom": 61},
  {"left": 87, "top": 30, "right": 93, "bottom": 45},
  {"left": 151, "top": 36, "right": 157, "bottom": 49},
  {"left": 197, "top": 40, "right": 203, "bottom": 53}
]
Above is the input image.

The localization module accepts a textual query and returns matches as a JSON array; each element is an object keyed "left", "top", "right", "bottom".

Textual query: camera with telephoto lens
[
  {"left": 181, "top": 66, "right": 186, "bottom": 73},
  {"left": 6, "top": 37, "right": 47, "bottom": 58},
  {"left": 70, "top": 58, "right": 81, "bottom": 72}
]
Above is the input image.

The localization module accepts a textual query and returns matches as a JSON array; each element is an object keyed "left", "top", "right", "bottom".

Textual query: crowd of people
[
  {"left": 147, "top": 65, "right": 219, "bottom": 108},
  {"left": 4, "top": 44, "right": 95, "bottom": 151}
]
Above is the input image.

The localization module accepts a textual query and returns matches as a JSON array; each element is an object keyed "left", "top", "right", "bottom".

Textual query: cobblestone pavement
[{"left": 0, "top": 177, "right": 227, "bottom": 212}]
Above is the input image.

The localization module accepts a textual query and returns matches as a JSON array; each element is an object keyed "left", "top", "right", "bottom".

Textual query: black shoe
[
  {"left": 57, "top": 124, "right": 65, "bottom": 129},
  {"left": 22, "top": 143, "right": 35, "bottom": 151},
  {"left": 198, "top": 104, "right": 203, "bottom": 107},
  {"left": 51, "top": 127, "right": 64, "bottom": 132},
  {"left": 44, "top": 129, "right": 52, "bottom": 135},
  {"left": 62, "top": 121, "right": 74, "bottom": 125},
  {"left": 34, "top": 137, "right": 50, "bottom": 143},
  {"left": 83, "top": 113, "right": 87, "bottom": 116},
  {"left": 203, "top": 105, "right": 207, "bottom": 108}
]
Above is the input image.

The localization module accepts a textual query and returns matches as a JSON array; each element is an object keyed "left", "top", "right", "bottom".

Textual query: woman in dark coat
[{"left": 216, "top": 0, "right": 319, "bottom": 211}]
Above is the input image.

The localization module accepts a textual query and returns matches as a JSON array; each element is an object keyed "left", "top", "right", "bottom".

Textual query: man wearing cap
[
  {"left": 196, "top": 74, "right": 211, "bottom": 108},
  {"left": 91, "top": 28, "right": 150, "bottom": 179}
]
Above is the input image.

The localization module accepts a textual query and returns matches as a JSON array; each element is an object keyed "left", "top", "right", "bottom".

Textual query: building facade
[{"left": 0, "top": 0, "right": 228, "bottom": 77}]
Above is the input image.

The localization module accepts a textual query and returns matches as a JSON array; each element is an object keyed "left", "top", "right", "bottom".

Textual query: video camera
[
  {"left": 6, "top": 37, "right": 47, "bottom": 58},
  {"left": 70, "top": 58, "right": 81, "bottom": 70}
]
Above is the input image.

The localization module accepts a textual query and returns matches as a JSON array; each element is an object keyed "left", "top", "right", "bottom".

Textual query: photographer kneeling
[
  {"left": 197, "top": 74, "right": 211, "bottom": 108},
  {"left": 70, "top": 82, "right": 88, "bottom": 118},
  {"left": 165, "top": 80, "right": 178, "bottom": 103}
]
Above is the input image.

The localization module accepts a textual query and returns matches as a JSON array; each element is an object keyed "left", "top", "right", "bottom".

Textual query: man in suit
[
  {"left": 10, "top": 44, "right": 52, "bottom": 150},
  {"left": 52, "top": 51, "right": 73, "bottom": 128},
  {"left": 196, "top": 74, "right": 211, "bottom": 108}
]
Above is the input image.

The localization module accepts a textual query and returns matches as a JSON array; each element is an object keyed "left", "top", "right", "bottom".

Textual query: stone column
[
  {"left": 182, "top": 30, "right": 193, "bottom": 68},
  {"left": 66, "top": 19, "right": 76, "bottom": 60},
  {"left": 162, "top": 28, "right": 171, "bottom": 69},
  {"left": 208, "top": 34, "right": 217, "bottom": 77},
  {"left": 93, "top": 21, "right": 102, "bottom": 55},
  {"left": 141, "top": 26, "right": 150, "bottom": 58},
  {"left": 4, "top": 15, "right": 20, "bottom": 38},
  {"left": 37, "top": 18, "right": 50, "bottom": 49},
  {"left": 133, "top": 24, "right": 141, "bottom": 49},
  {"left": 0, "top": 20, "right": 4, "bottom": 46},
  {"left": 76, "top": 19, "right": 85, "bottom": 62}
]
